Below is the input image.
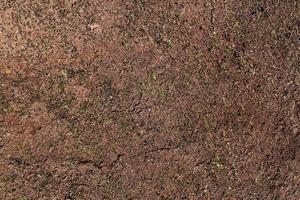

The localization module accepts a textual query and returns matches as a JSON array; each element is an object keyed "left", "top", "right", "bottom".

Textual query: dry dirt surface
[{"left": 0, "top": 0, "right": 299, "bottom": 199}]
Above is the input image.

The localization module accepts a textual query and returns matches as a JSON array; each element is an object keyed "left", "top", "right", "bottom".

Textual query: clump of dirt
[{"left": 0, "top": 0, "right": 299, "bottom": 199}]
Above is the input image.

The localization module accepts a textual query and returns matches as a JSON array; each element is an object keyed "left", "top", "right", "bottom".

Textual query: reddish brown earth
[{"left": 0, "top": 0, "right": 299, "bottom": 199}]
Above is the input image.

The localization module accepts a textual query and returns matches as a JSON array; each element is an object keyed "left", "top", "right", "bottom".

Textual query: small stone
[
  {"left": 60, "top": 69, "right": 68, "bottom": 80},
  {"left": 5, "top": 68, "right": 11, "bottom": 74},
  {"left": 89, "top": 23, "right": 100, "bottom": 30}
]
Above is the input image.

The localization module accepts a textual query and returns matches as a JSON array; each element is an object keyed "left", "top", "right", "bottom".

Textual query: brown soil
[{"left": 0, "top": 0, "right": 299, "bottom": 199}]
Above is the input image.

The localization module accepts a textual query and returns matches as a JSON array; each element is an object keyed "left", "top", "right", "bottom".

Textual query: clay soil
[{"left": 0, "top": 0, "right": 299, "bottom": 199}]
